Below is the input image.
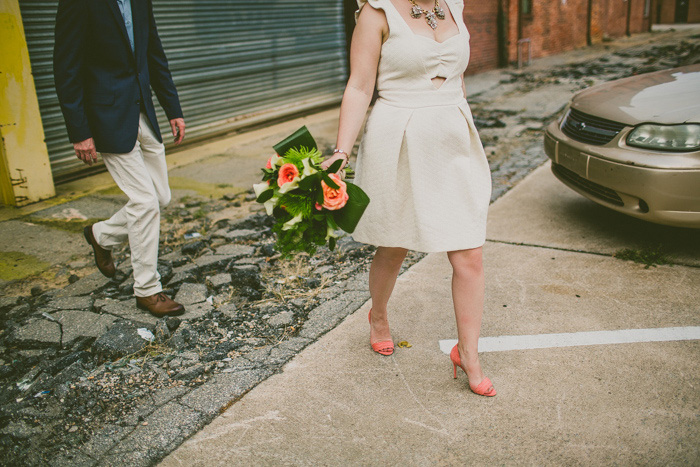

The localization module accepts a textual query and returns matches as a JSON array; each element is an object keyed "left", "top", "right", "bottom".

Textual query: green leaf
[
  {"left": 273, "top": 126, "right": 318, "bottom": 156},
  {"left": 326, "top": 158, "right": 343, "bottom": 174},
  {"left": 329, "top": 237, "right": 337, "bottom": 251},
  {"left": 298, "top": 173, "right": 319, "bottom": 191},
  {"left": 256, "top": 189, "right": 274, "bottom": 203},
  {"left": 321, "top": 173, "right": 340, "bottom": 190},
  {"left": 332, "top": 182, "right": 371, "bottom": 233}
]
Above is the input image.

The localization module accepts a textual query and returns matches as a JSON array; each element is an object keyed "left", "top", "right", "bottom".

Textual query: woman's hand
[{"left": 321, "top": 152, "right": 348, "bottom": 172}]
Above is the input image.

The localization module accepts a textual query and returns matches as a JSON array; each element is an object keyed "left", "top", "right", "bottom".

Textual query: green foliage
[
  {"left": 614, "top": 246, "right": 669, "bottom": 269},
  {"left": 278, "top": 191, "right": 316, "bottom": 219},
  {"left": 272, "top": 209, "right": 329, "bottom": 257},
  {"left": 282, "top": 147, "right": 323, "bottom": 166}
]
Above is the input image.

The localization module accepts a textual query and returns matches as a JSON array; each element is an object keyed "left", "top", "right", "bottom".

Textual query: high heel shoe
[
  {"left": 450, "top": 344, "right": 496, "bottom": 397},
  {"left": 368, "top": 309, "right": 394, "bottom": 356}
]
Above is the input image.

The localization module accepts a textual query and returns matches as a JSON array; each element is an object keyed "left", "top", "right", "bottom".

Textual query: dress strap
[
  {"left": 356, "top": 0, "right": 400, "bottom": 32},
  {"left": 355, "top": 0, "right": 384, "bottom": 22}
]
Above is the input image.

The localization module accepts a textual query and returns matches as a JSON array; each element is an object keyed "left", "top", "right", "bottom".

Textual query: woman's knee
[
  {"left": 448, "top": 248, "right": 483, "bottom": 277},
  {"left": 375, "top": 246, "right": 408, "bottom": 264}
]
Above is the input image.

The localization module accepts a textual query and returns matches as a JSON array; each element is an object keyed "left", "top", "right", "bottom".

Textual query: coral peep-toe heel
[
  {"left": 368, "top": 309, "right": 394, "bottom": 356},
  {"left": 450, "top": 344, "right": 496, "bottom": 397}
]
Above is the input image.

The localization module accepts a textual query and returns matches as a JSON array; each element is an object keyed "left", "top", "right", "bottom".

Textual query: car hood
[{"left": 571, "top": 64, "right": 700, "bottom": 126}]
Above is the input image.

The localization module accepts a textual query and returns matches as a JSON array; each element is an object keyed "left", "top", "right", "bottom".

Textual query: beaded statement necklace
[{"left": 408, "top": 0, "right": 446, "bottom": 30}]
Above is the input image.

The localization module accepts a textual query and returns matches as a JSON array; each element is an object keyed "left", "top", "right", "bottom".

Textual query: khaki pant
[{"left": 93, "top": 113, "right": 171, "bottom": 297}]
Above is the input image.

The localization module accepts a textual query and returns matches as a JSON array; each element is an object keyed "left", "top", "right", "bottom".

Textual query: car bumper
[{"left": 544, "top": 122, "right": 700, "bottom": 229}]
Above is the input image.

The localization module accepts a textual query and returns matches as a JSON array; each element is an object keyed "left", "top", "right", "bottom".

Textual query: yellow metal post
[{"left": 0, "top": 0, "right": 55, "bottom": 206}]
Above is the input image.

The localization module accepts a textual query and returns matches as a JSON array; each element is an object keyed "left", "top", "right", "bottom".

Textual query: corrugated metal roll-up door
[{"left": 19, "top": 0, "right": 349, "bottom": 183}]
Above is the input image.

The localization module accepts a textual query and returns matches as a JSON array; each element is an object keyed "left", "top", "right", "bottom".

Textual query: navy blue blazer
[{"left": 54, "top": 0, "right": 183, "bottom": 154}]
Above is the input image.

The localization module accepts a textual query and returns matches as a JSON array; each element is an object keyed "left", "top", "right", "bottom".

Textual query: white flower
[
  {"left": 282, "top": 213, "right": 303, "bottom": 231},
  {"left": 253, "top": 182, "right": 270, "bottom": 198},
  {"left": 326, "top": 224, "right": 339, "bottom": 240},
  {"left": 278, "top": 178, "right": 300, "bottom": 194},
  {"left": 263, "top": 196, "right": 277, "bottom": 216},
  {"left": 302, "top": 157, "right": 318, "bottom": 177}
]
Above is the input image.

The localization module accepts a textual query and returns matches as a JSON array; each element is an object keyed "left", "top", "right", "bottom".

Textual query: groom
[{"left": 54, "top": 0, "right": 186, "bottom": 317}]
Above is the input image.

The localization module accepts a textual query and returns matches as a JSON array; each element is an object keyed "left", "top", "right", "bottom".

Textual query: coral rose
[
  {"left": 277, "top": 163, "right": 300, "bottom": 188},
  {"left": 321, "top": 173, "right": 349, "bottom": 211}
]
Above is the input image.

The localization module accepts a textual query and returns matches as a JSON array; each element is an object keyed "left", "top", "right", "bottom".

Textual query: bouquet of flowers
[{"left": 253, "top": 126, "right": 370, "bottom": 256}]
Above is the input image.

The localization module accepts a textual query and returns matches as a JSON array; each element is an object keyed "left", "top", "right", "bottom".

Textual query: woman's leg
[
  {"left": 368, "top": 246, "right": 408, "bottom": 343},
  {"left": 447, "top": 247, "right": 491, "bottom": 389}
]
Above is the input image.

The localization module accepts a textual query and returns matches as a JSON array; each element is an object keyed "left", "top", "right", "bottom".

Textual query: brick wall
[
  {"left": 509, "top": 0, "right": 589, "bottom": 62},
  {"left": 463, "top": 1, "right": 501, "bottom": 74},
  {"left": 507, "top": 0, "right": 651, "bottom": 63},
  {"left": 601, "top": 0, "right": 628, "bottom": 37},
  {"left": 629, "top": 0, "right": 650, "bottom": 33}
]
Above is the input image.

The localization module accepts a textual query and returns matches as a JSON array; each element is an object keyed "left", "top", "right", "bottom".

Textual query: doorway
[{"left": 675, "top": 0, "right": 689, "bottom": 23}]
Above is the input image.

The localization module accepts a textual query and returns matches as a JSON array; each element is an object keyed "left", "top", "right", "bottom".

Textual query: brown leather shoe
[
  {"left": 83, "top": 225, "right": 116, "bottom": 278},
  {"left": 136, "top": 292, "right": 186, "bottom": 317}
]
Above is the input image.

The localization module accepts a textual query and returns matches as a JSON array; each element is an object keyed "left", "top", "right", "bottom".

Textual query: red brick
[
  {"left": 506, "top": 0, "right": 650, "bottom": 63},
  {"left": 463, "top": 1, "right": 501, "bottom": 74}
]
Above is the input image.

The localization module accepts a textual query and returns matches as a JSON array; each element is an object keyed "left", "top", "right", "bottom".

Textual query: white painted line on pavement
[{"left": 439, "top": 326, "right": 700, "bottom": 354}]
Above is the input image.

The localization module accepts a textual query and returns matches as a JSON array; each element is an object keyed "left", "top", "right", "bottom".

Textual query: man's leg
[
  {"left": 138, "top": 114, "right": 171, "bottom": 210},
  {"left": 93, "top": 205, "right": 129, "bottom": 251},
  {"left": 93, "top": 115, "right": 169, "bottom": 254},
  {"left": 95, "top": 131, "right": 162, "bottom": 297},
  {"left": 93, "top": 114, "right": 183, "bottom": 316}
]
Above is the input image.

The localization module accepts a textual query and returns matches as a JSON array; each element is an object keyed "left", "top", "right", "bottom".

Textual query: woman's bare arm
[{"left": 321, "top": 5, "right": 387, "bottom": 170}]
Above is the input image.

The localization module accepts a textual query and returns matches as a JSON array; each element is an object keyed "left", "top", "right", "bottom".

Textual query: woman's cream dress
[{"left": 352, "top": 0, "right": 491, "bottom": 252}]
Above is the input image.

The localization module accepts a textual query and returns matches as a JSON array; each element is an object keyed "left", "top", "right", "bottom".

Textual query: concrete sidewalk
[{"left": 161, "top": 163, "right": 700, "bottom": 465}]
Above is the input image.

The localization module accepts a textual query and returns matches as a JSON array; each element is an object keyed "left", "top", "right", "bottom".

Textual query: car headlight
[{"left": 627, "top": 124, "right": 700, "bottom": 151}]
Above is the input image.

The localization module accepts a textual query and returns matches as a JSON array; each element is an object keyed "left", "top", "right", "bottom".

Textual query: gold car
[{"left": 544, "top": 64, "right": 700, "bottom": 228}]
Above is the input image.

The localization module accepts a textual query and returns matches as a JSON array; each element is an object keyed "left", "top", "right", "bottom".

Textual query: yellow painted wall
[{"left": 0, "top": 0, "right": 55, "bottom": 206}]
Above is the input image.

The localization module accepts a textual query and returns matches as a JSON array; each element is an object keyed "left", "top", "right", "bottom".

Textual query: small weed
[
  {"left": 260, "top": 253, "right": 330, "bottom": 303},
  {"left": 614, "top": 246, "right": 669, "bottom": 269},
  {"left": 193, "top": 209, "right": 207, "bottom": 219}
]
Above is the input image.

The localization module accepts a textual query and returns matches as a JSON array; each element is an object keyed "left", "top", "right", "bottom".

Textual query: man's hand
[
  {"left": 74, "top": 138, "right": 98, "bottom": 166},
  {"left": 170, "top": 118, "right": 185, "bottom": 145}
]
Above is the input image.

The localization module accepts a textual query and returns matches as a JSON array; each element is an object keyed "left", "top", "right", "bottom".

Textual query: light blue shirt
[{"left": 116, "top": 0, "right": 135, "bottom": 52}]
